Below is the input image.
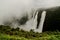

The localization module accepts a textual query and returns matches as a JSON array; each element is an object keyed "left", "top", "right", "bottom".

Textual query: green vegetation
[{"left": 0, "top": 25, "right": 60, "bottom": 40}]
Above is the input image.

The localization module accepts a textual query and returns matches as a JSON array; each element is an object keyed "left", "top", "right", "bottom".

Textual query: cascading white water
[
  {"left": 32, "top": 11, "right": 38, "bottom": 29},
  {"left": 38, "top": 11, "right": 46, "bottom": 33},
  {"left": 34, "top": 11, "right": 46, "bottom": 33}
]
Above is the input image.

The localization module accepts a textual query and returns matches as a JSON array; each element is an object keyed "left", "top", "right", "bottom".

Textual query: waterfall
[
  {"left": 38, "top": 11, "right": 46, "bottom": 33},
  {"left": 34, "top": 11, "right": 46, "bottom": 33},
  {"left": 33, "top": 11, "right": 38, "bottom": 29}
]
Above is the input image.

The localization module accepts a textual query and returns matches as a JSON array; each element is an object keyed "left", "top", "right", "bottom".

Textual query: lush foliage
[{"left": 0, "top": 25, "right": 60, "bottom": 40}]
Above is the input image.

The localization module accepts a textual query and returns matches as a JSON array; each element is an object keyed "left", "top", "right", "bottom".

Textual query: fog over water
[{"left": 0, "top": 0, "right": 60, "bottom": 32}]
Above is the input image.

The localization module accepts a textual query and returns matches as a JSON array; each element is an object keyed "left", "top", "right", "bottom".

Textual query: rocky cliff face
[
  {"left": 40, "top": 7, "right": 60, "bottom": 31},
  {"left": 31, "top": 6, "right": 60, "bottom": 32}
]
